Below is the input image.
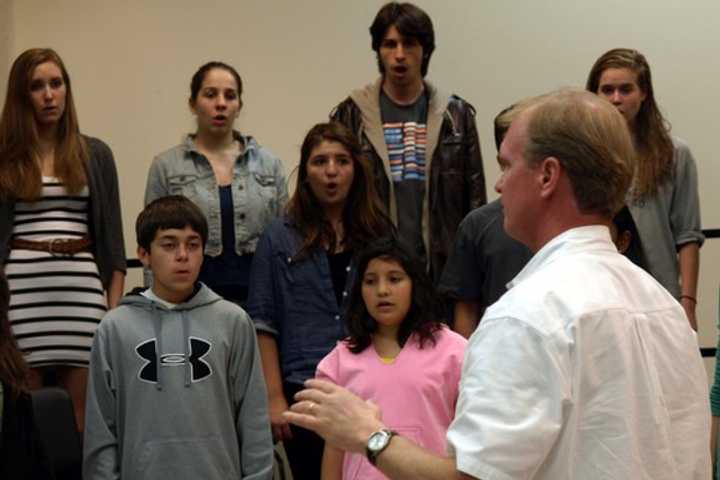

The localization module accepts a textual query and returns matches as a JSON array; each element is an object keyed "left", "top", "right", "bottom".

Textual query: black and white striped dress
[{"left": 6, "top": 177, "right": 107, "bottom": 368}]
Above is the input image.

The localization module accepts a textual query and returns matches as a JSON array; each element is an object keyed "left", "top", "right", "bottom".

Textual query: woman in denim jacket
[
  {"left": 246, "top": 122, "right": 390, "bottom": 480},
  {"left": 145, "top": 62, "right": 287, "bottom": 305}
]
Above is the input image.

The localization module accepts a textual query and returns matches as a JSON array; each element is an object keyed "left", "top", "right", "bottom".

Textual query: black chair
[{"left": 31, "top": 387, "right": 82, "bottom": 480}]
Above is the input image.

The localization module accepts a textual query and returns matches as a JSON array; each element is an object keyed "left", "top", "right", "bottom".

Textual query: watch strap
[{"left": 366, "top": 428, "right": 397, "bottom": 466}]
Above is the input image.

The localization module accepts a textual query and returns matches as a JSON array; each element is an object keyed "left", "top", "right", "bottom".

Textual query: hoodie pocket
[{"left": 134, "top": 436, "right": 238, "bottom": 479}]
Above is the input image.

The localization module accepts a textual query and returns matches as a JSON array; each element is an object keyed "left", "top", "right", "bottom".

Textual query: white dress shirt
[{"left": 447, "top": 225, "right": 711, "bottom": 480}]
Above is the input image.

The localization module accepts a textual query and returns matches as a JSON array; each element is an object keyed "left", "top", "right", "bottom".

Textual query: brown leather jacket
[{"left": 331, "top": 79, "right": 486, "bottom": 281}]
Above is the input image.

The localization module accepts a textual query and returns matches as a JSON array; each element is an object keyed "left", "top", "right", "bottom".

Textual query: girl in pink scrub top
[{"left": 317, "top": 237, "right": 467, "bottom": 480}]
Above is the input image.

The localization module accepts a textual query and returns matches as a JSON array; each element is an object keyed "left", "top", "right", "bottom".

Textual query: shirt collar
[
  {"left": 182, "top": 130, "right": 255, "bottom": 157},
  {"left": 508, "top": 225, "right": 616, "bottom": 290}
]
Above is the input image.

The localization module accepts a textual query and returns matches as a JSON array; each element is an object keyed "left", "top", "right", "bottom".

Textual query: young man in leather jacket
[{"left": 331, "top": 2, "right": 486, "bottom": 282}]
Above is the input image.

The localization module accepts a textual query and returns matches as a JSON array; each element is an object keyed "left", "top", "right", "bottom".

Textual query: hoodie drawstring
[
  {"left": 152, "top": 302, "right": 163, "bottom": 391},
  {"left": 182, "top": 310, "right": 191, "bottom": 388}
]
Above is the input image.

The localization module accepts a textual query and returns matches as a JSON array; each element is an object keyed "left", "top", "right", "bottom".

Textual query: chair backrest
[{"left": 31, "top": 387, "right": 82, "bottom": 479}]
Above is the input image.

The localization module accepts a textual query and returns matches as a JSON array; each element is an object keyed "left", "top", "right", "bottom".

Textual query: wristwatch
[{"left": 366, "top": 428, "right": 396, "bottom": 465}]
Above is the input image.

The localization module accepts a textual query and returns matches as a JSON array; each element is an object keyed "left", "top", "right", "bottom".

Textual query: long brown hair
[
  {"left": 0, "top": 48, "right": 88, "bottom": 200},
  {"left": 0, "top": 270, "right": 29, "bottom": 397},
  {"left": 287, "top": 122, "right": 390, "bottom": 259},
  {"left": 586, "top": 48, "right": 673, "bottom": 200}
]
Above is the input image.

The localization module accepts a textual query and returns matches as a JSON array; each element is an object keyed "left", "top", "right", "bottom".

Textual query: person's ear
[
  {"left": 137, "top": 245, "right": 151, "bottom": 269},
  {"left": 538, "top": 156, "right": 561, "bottom": 198}
]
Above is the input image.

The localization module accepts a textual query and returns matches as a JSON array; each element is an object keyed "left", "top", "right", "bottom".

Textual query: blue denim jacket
[
  {"left": 246, "top": 217, "right": 355, "bottom": 385},
  {"left": 145, "top": 132, "right": 288, "bottom": 256}
]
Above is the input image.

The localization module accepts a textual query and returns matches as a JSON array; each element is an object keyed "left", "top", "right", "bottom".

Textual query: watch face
[{"left": 368, "top": 430, "right": 390, "bottom": 451}]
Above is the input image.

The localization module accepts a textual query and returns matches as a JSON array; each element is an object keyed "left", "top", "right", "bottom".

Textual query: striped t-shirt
[{"left": 380, "top": 90, "right": 428, "bottom": 262}]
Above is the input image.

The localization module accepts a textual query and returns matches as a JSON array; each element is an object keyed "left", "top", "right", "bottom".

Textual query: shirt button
[
  {"left": 345, "top": 266, "right": 351, "bottom": 272},
  {"left": 334, "top": 315, "right": 340, "bottom": 321},
  {"left": 287, "top": 257, "right": 292, "bottom": 263},
  {"left": 342, "top": 291, "right": 347, "bottom": 297},
  {"left": 239, "top": 213, "right": 246, "bottom": 220},
  {"left": 238, "top": 184, "right": 244, "bottom": 190}
]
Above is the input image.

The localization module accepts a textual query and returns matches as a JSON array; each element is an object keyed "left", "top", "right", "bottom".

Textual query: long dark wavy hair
[
  {"left": 586, "top": 48, "right": 673, "bottom": 200},
  {"left": 0, "top": 270, "right": 29, "bottom": 397},
  {"left": 0, "top": 48, "right": 88, "bottom": 200},
  {"left": 287, "top": 122, "right": 390, "bottom": 259},
  {"left": 344, "top": 236, "right": 443, "bottom": 354}
]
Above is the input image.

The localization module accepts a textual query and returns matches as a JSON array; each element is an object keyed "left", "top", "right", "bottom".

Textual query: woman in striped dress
[{"left": 0, "top": 48, "right": 126, "bottom": 432}]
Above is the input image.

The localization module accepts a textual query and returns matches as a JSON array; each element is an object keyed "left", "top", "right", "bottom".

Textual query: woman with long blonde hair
[{"left": 0, "top": 48, "right": 126, "bottom": 432}]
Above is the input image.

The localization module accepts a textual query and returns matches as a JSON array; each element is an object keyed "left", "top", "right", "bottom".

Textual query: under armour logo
[{"left": 136, "top": 336, "right": 213, "bottom": 383}]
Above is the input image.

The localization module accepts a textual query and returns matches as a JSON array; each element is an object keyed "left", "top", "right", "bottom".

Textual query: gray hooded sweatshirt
[{"left": 83, "top": 284, "right": 273, "bottom": 479}]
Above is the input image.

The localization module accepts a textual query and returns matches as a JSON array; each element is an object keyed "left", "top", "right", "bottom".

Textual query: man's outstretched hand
[{"left": 283, "top": 379, "right": 385, "bottom": 453}]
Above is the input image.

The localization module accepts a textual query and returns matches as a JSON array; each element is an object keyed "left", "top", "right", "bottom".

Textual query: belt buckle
[{"left": 48, "top": 238, "right": 67, "bottom": 257}]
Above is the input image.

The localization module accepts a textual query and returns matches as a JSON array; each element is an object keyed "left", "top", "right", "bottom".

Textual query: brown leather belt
[{"left": 11, "top": 236, "right": 92, "bottom": 255}]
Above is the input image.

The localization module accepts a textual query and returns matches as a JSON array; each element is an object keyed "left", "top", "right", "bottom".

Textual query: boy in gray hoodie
[{"left": 83, "top": 196, "right": 273, "bottom": 479}]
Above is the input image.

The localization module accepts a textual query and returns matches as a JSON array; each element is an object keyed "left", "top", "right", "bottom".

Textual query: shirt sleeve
[
  {"left": 231, "top": 311, "right": 274, "bottom": 480},
  {"left": 462, "top": 102, "right": 486, "bottom": 210},
  {"left": 448, "top": 333, "right": 468, "bottom": 411},
  {"left": 93, "top": 139, "right": 127, "bottom": 274},
  {"left": 447, "top": 317, "right": 569, "bottom": 480},
  {"left": 438, "top": 212, "right": 484, "bottom": 302},
  {"left": 315, "top": 345, "right": 340, "bottom": 384},
  {"left": 711, "top": 335, "right": 720, "bottom": 417},
  {"left": 83, "top": 326, "right": 121, "bottom": 480},
  {"left": 144, "top": 156, "right": 170, "bottom": 206},
  {"left": 670, "top": 141, "right": 704, "bottom": 247},
  {"left": 711, "top": 295, "right": 720, "bottom": 417},
  {"left": 246, "top": 228, "right": 279, "bottom": 336},
  {"left": 329, "top": 98, "right": 354, "bottom": 128}
]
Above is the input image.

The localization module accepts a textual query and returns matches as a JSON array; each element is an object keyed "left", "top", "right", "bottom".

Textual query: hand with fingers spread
[{"left": 283, "top": 379, "right": 385, "bottom": 453}]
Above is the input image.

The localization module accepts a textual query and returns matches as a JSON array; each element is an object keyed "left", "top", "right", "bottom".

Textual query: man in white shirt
[{"left": 285, "top": 89, "right": 711, "bottom": 479}]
